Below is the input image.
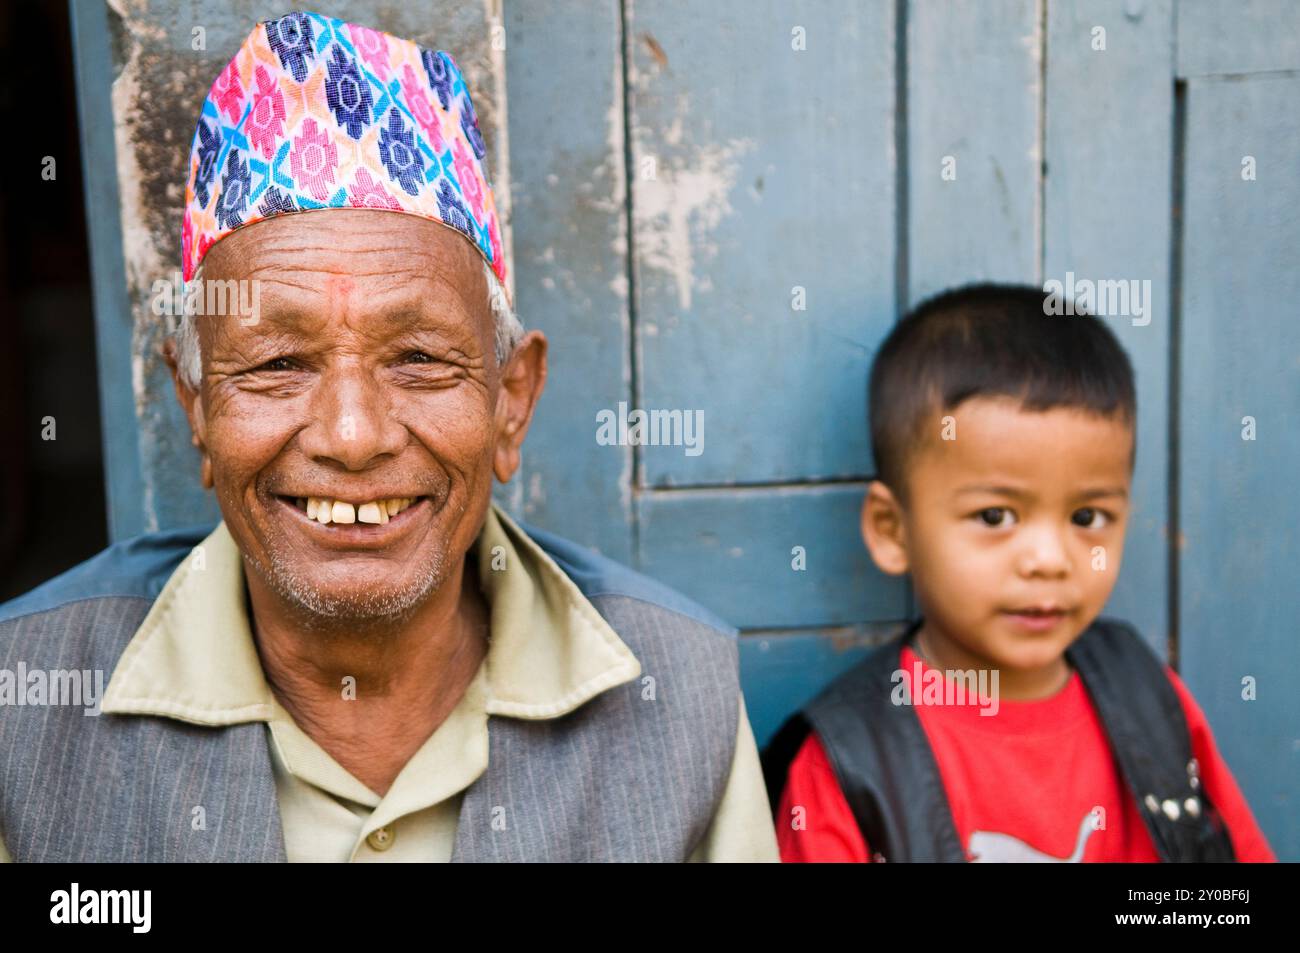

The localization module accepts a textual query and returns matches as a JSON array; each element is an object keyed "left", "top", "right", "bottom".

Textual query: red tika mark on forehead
[{"left": 324, "top": 274, "right": 357, "bottom": 299}]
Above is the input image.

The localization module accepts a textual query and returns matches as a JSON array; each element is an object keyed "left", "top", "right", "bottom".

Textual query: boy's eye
[
  {"left": 976, "top": 507, "right": 1015, "bottom": 527},
  {"left": 1072, "top": 507, "right": 1109, "bottom": 529}
]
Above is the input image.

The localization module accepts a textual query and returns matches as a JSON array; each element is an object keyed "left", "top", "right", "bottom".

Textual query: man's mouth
[{"left": 278, "top": 495, "right": 423, "bottom": 526}]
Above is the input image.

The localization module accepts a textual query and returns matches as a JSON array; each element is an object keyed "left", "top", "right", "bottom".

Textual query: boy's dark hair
[{"left": 868, "top": 283, "right": 1137, "bottom": 500}]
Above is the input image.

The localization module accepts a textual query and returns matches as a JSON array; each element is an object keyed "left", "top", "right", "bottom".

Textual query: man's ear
[
  {"left": 162, "top": 337, "right": 213, "bottom": 490},
  {"left": 493, "top": 329, "right": 548, "bottom": 483},
  {"left": 861, "top": 479, "right": 910, "bottom": 575}
]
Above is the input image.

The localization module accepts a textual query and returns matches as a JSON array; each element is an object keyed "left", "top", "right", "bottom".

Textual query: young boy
[{"left": 764, "top": 284, "right": 1275, "bottom": 862}]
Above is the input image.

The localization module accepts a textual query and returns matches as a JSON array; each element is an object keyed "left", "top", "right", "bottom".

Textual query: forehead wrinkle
[
  {"left": 250, "top": 268, "right": 481, "bottom": 324},
  {"left": 231, "top": 241, "right": 481, "bottom": 302},
  {"left": 426, "top": 260, "right": 486, "bottom": 330},
  {"left": 223, "top": 282, "right": 484, "bottom": 358},
  {"left": 219, "top": 215, "right": 425, "bottom": 256},
  {"left": 240, "top": 243, "right": 439, "bottom": 269},
  {"left": 208, "top": 324, "right": 307, "bottom": 359},
  {"left": 203, "top": 214, "right": 490, "bottom": 343}
]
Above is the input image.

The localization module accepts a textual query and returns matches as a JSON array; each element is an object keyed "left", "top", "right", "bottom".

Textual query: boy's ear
[{"left": 861, "top": 480, "right": 910, "bottom": 575}]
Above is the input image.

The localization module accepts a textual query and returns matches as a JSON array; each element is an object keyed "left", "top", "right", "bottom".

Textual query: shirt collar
[{"left": 101, "top": 502, "right": 641, "bottom": 724}]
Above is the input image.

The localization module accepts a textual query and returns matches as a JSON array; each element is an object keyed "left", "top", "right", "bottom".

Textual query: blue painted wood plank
[
  {"left": 625, "top": 1, "right": 897, "bottom": 486},
  {"left": 741, "top": 624, "right": 906, "bottom": 750},
  {"left": 499, "top": 0, "right": 634, "bottom": 563},
  {"left": 636, "top": 484, "right": 910, "bottom": 630},
  {"left": 907, "top": 0, "right": 1042, "bottom": 304},
  {"left": 1179, "top": 74, "right": 1300, "bottom": 861},
  {"left": 1043, "top": 0, "right": 1174, "bottom": 656},
  {"left": 1178, "top": 0, "right": 1300, "bottom": 78}
]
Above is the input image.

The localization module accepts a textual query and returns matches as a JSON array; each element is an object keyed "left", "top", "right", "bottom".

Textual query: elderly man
[{"left": 0, "top": 11, "right": 777, "bottom": 862}]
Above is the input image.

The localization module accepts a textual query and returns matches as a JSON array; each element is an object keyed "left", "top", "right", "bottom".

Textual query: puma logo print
[{"left": 968, "top": 812, "right": 1100, "bottom": 863}]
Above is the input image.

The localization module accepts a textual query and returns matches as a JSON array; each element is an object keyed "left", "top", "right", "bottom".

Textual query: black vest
[{"left": 762, "top": 617, "right": 1237, "bottom": 862}]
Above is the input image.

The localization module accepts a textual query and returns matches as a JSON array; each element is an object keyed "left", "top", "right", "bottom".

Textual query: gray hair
[{"left": 174, "top": 257, "right": 522, "bottom": 390}]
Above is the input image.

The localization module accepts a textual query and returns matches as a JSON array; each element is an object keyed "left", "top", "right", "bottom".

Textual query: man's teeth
[{"left": 298, "top": 496, "right": 418, "bottom": 525}]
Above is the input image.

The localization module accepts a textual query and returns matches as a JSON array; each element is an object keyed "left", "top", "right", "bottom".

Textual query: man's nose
[{"left": 299, "top": 363, "right": 407, "bottom": 470}]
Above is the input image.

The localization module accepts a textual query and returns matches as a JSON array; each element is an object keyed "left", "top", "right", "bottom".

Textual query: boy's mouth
[{"left": 1001, "top": 605, "right": 1069, "bottom": 632}]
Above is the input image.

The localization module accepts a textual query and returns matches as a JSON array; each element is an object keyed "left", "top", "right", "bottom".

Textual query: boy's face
[{"left": 864, "top": 396, "right": 1134, "bottom": 679}]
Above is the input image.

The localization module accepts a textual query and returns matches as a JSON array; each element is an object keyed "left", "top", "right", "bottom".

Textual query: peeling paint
[
  {"left": 608, "top": 271, "right": 629, "bottom": 301},
  {"left": 632, "top": 99, "right": 754, "bottom": 312},
  {"left": 608, "top": 46, "right": 634, "bottom": 524},
  {"left": 527, "top": 471, "right": 546, "bottom": 510}
]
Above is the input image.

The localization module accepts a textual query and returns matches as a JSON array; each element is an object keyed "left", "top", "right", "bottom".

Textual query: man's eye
[
  {"left": 976, "top": 507, "right": 1015, "bottom": 527},
  {"left": 256, "top": 357, "right": 297, "bottom": 372},
  {"left": 401, "top": 351, "right": 435, "bottom": 364},
  {"left": 1072, "top": 507, "right": 1109, "bottom": 529}
]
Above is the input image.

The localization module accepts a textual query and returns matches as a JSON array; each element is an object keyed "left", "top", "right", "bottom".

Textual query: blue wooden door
[
  {"left": 1174, "top": 0, "right": 1300, "bottom": 861},
  {"left": 506, "top": 0, "right": 1176, "bottom": 751},
  {"left": 504, "top": 0, "right": 1298, "bottom": 859}
]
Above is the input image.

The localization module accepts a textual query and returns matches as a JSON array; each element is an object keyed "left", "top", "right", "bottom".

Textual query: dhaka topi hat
[{"left": 182, "top": 10, "right": 506, "bottom": 291}]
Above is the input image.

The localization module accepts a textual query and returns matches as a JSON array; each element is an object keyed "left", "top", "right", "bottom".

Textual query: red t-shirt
[{"left": 777, "top": 644, "right": 1276, "bottom": 862}]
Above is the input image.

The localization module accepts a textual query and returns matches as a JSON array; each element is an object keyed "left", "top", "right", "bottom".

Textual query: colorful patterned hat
[{"left": 182, "top": 11, "right": 506, "bottom": 291}]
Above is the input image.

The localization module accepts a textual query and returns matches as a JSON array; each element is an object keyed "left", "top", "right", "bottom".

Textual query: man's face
[
  {"left": 891, "top": 397, "right": 1134, "bottom": 673},
  {"left": 178, "top": 210, "right": 530, "bottom": 623}
]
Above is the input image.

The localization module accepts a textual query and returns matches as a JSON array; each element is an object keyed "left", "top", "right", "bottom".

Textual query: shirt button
[{"left": 367, "top": 826, "right": 396, "bottom": 852}]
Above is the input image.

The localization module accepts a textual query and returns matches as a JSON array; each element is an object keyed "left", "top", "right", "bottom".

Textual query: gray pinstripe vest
[{"left": 0, "top": 524, "right": 739, "bottom": 861}]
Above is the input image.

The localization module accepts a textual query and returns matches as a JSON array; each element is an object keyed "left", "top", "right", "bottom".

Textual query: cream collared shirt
[{"left": 1, "top": 504, "right": 777, "bottom": 862}]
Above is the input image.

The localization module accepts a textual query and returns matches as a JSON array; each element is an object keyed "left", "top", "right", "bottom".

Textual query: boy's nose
[{"left": 1015, "top": 526, "right": 1072, "bottom": 578}]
